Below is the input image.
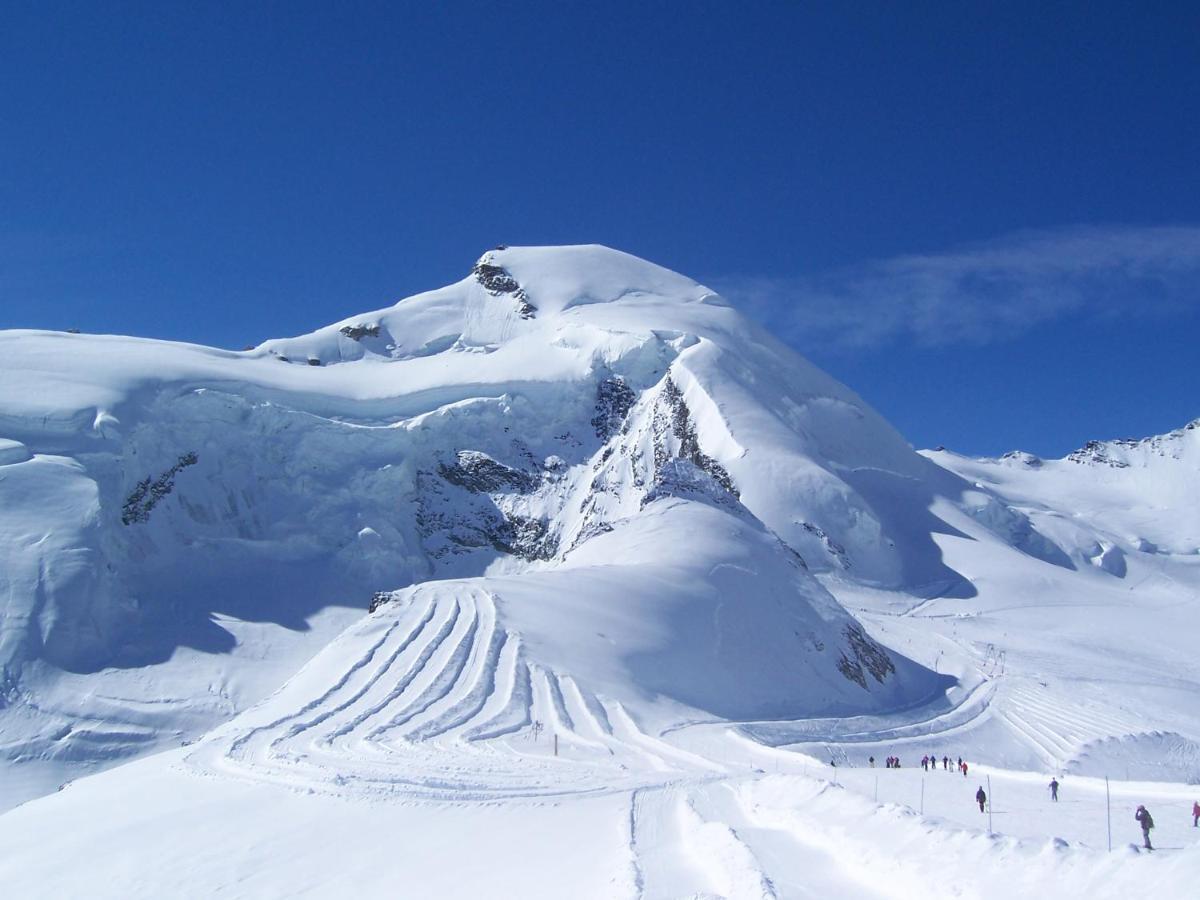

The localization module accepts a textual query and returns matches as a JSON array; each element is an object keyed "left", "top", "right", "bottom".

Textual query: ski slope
[{"left": 1, "top": 245, "right": 1198, "bottom": 896}]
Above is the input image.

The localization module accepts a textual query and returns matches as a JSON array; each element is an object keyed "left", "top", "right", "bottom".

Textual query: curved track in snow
[
  {"left": 187, "top": 587, "right": 722, "bottom": 802},
  {"left": 187, "top": 580, "right": 1154, "bottom": 811}
]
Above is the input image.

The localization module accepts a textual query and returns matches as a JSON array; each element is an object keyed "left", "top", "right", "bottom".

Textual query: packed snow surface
[{"left": 0, "top": 245, "right": 1197, "bottom": 897}]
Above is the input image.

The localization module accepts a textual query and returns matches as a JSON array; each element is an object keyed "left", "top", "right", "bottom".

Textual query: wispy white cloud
[{"left": 712, "top": 225, "right": 1200, "bottom": 349}]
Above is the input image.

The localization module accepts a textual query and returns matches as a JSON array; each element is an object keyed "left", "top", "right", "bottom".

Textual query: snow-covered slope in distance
[{"left": 930, "top": 420, "right": 1200, "bottom": 565}]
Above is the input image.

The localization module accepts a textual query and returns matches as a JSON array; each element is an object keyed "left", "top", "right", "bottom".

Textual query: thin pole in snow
[
  {"left": 554, "top": 734, "right": 558, "bottom": 757},
  {"left": 874, "top": 777, "right": 878, "bottom": 803},
  {"left": 987, "top": 775, "right": 993, "bottom": 835},
  {"left": 920, "top": 776, "right": 925, "bottom": 815},
  {"left": 1106, "top": 776, "right": 1112, "bottom": 853}
]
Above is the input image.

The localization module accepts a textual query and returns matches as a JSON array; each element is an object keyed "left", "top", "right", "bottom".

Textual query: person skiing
[
  {"left": 1049, "top": 778, "right": 1059, "bottom": 801},
  {"left": 869, "top": 755, "right": 875, "bottom": 768},
  {"left": 1135, "top": 804, "right": 1154, "bottom": 849},
  {"left": 943, "top": 755, "right": 949, "bottom": 771},
  {"left": 976, "top": 786, "right": 987, "bottom": 813},
  {"left": 1192, "top": 800, "right": 1199, "bottom": 827},
  {"left": 962, "top": 761, "right": 968, "bottom": 778},
  {"left": 922, "top": 755, "right": 929, "bottom": 771}
]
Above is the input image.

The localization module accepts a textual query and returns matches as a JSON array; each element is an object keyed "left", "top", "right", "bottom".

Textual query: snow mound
[
  {"left": 0, "top": 438, "right": 32, "bottom": 465},
  {"left": 1066, "top": 732, "right": 1200, "bottom": 784}
]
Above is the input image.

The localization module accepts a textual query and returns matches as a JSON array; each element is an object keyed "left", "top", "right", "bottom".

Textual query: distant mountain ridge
[{"left": 989, "top": 418, "right": 1200, "bottom": 469}]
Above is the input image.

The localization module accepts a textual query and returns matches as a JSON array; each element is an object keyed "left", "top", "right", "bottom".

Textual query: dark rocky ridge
[
  {"left": 339, "top": 323, "right": 381, "bottom": 341},
  {"left": 438, "top": 451, "right": 537, "bottom": 494},
  {"left": 801, "top": 522, "right": 851, "bottom": 569},
  {"left": 121, "top": 452, "right": 199, "bottom": 525},
  {"left": 654, "top": 378, "right": 738, "bottom": 499},
  {"left": 837, "top": 624, "right": 896, "bottom": 689},
  {"left": 591, "top": 377, "right": 635, "bottom": 440},
  {"left": 472, "top": 258, "right": 537, "bottom": 320}
]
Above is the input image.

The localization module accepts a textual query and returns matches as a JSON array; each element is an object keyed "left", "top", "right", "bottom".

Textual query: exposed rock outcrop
[
  {"left": 472, "top": 256, "right": 537, "bottom": 319},
  {"left": 837, "top": 624, "right": 896, "bottom": 689},
  {"left": 121, "top": 452, "right": 199, "bottom": 525}
]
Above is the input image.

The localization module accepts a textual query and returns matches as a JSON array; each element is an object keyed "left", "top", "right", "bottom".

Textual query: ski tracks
[
  {"left": 630, "top": 781, "right": 774, "bottom": 900},
  {"left": 629, "top": 779, "right": 904, "bottom": 900},
  {"left": 187, "top": 584, "right": 709, "bottom": 802}
]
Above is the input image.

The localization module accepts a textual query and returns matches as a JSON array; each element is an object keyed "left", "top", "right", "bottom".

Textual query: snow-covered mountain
[
  {"left": 932, "top": 420, "right": 1200, "bottom": 567},
  {"left": 1, "top": 246, "right": 1197, "bottom": 898}
]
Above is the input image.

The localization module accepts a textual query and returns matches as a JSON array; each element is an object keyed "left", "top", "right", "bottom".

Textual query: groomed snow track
[{"left": 187, "top": 585, "right": 720, "bottom": 802}]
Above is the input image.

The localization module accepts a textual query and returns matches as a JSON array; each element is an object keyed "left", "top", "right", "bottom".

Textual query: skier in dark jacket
[
  {"left": 1193, "top": 800, "right": 1199, "bottom": 827},
  {"left": 1049, "top": 778, "right": 1059, "bottom": 801},
  {"left": 976, "top": 787, "right": 987, "bottom": 813},
  {"left": 1135, "top": 805, "right": 1154, "bottom": 849}
]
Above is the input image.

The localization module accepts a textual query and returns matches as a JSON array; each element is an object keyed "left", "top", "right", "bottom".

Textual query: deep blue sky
[{"left": 2, "top": 2, "right": 1197, "bottom": 456}]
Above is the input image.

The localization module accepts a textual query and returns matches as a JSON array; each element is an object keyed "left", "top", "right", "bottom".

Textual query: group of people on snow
[
  {"left": 871, "top": 753, "right": 974, "bottom": 774},
  {"left": 856, "top": 755, "right": 1198, "bottom": 849},
  {"left": 858, "top": 754, "right": 1198, "bottom": 849}
]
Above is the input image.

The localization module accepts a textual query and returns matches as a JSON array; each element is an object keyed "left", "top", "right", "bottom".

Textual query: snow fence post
[
  {"left": 874, "top": 777, "right": 878, "bottom": 803},
  {"left": 920, "top": 776, "right": 924, "bottom": 815},
  {"left": 987, "top": 775, "right": 993, "bottom": 835},
  {"left": 1105, "top": 776, "right": 1112, "bottom": 852}
]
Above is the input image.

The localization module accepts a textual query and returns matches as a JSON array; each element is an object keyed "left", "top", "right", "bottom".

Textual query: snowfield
[{"left": 0, "top": 245, "right": 1197, "bottom": 897}]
